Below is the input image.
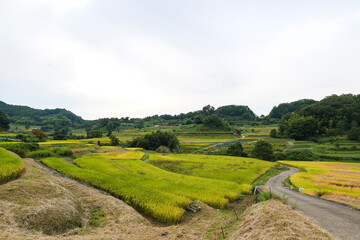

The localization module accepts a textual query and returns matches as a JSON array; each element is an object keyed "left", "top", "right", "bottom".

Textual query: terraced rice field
[
  {"left": 91, "top": 151, "right": 145, "bottom": 160},
  {"left": 0, "top": 147, "right": 24, "bottom": 184},
  {"left": 177, "top": 134, "right": 240, "bottom": 152},
  {"left": 41, "top": 151, "right": 255, "bottom": 224},
  {"left": 149, "top": 154, "right": 275, "bottom": 185},
  {"left": 279, "top": 161, "right": 360, "bottom": 208}
]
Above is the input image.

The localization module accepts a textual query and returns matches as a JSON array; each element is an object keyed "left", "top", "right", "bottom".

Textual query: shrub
[
  {"left": 156, "top": 146, "right": 171, "bottom": 153},
  {"left": 284, "top": 149, "right": 318, "bottom": 161},
  {"left": 15, "top": 134, "right": 38, "bottom": 143},
  {"left": 31, "top": 129, "right": 48, "bottom": 141},
  {"left": 202, "top": 115, "right": 225, "bottom": 129},
  {"left": 279, "top": 114, "right": 319, "bottom": 140},
  {"left": 348, "top": 127, "right": 360, "bottom": 141},
  {"left": 0, "top": 143, "right": 39, "bottom": 157},
  {"left": 270, "top": 129, "right": 277, "bottom": 138},
  {"left": 314, "top": 189, "right": 328, "bottom": 197},
  {"left": 256, "top": 191, "right": 272, "bottom": 202},
  {"left": 128, "top": 131, "right": 179, "bottom": 152},
  {"left": 50, "top": 147, "right": 73, "bottom": 157},
  {"left": 252, "top": 140, "right": 275, "bottom": 161},
  {"left": 109, "top": 134, "right": 120, "bottom": 146},
  {"left": 87, "top": 129, "right": 103, "bottom": 138},
  {"left": 0, "top": 110, "right": 10, "bottom": 131},
  {"left": 27, "top": 150, "right": 55, "bottom": 158},
  {"left": 226, "top": 141, "right": 247, "bottom": 157}
]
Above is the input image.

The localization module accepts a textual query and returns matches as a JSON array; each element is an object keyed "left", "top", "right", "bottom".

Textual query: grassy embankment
[{"left": 0, "top": 147, "right": 24, "bottom": 184}]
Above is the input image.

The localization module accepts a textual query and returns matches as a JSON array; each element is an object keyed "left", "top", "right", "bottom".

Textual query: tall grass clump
[
  {"left": 50, "top": 147, "right": 73, "bottom": 157},
  {"left": 0, "top": 143, "right": 39, "bottom": 157},
  {"left": 26, "top": 150, "right": 55, "bottom": 159},
  {"left": 0, "top": 147, "right": 24, "bottom": 184}
]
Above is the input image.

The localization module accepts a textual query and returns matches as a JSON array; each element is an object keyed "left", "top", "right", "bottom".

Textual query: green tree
[
  {"left": 129, "top": 131, "right": 179, "bottom": 151},
  {"left": 109, "top": 134, "right": 120, "bottom": 146},
  {"left": 227, "top": 141, "right": 247, "bottom": 157},
  {"left": 279, "top": 114, "right": 319, "bottom": 140},
  {"left": 252, "top": 140, "right": 275, "bottom": 161},
  {"left": 223, "top": 120, "right": 231, "bottom": 130},
  {"left": 203, "top": 115, "right": 224, "bottom": 129},
  {"left": 348, "top": 127, "right": 360, "bottom": 141},
  {"left": 336, "top": 118, "right": 349, "bottom": 135},
  {"left": 53, "top": 127, "right": 69, "bottom": 140},
  {"left": 183, "top": 118, "right": 192, "bottom": 125},
  {"left": 135, "top": 120, "right": 144, "bottom": 129},
  {"left": 270, "top": 129, "right": 277, "bottom": 138},
  {"left": 31, "top": 129, "right": 47, "bottom": 141},
  {"left": 202, "top": 105, "right": 215, "bottom": 115},
  {"left": 106, "top": 120, "right": 115, "bottom": 133},
  {"left": 86, "top": 129, "right": 103, "bottom": 138},
  {"left": 0, "top": 110, "right": 10, "bottom": 131}
]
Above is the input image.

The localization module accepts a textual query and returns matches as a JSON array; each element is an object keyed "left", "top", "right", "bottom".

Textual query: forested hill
[
  {"left": 1, "top": 94, "right": 359, "bottom": 134},
  {"left": 141, "top": 104, "right": 257, "bottom": 126},
  {"left": 215, "top": 105, "right": 256, "bottom": 120},
  {"left": 0, "top": 100, "right": 85, "bottom": 128},
  {"left": 297, "top": 94, "right": 360, "bottom": 129},
  {"left": 278, "top": 94, "right": 360, "bottom": 140},
  {"left": 268, "top": 99, "right": 317, "bottom": 119},
  {"left": 297, "top": 94, "right": 360, "bottom": 121}
]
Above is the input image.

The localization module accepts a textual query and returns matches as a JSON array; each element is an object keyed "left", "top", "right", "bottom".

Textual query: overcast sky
[{"left": 1, "top": 0, "right": 360, "bottom": 120}]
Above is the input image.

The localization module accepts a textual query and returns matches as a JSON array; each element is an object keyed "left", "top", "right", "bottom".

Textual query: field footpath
[{"left": 265, "top": 167, "right": 360, "bottom": 240}]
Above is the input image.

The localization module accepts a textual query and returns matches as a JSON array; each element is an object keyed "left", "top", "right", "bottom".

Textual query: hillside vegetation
[
  {"left": 279, "top": 94, "right": 360, "bottom": 140},
  {"left": 0, "top": 100, "right": 84, "bottom": 126},
  {"left": 268, "top": 99, "right": 317, "bottom": 119}
]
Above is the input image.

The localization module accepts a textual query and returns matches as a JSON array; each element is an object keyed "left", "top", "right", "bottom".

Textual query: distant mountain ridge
[
  {"left": 1, "top": 94, "right": 358, "bottom": 129},
  {"left": 0, "top": 100, "right": 84, "bottom": 126}
]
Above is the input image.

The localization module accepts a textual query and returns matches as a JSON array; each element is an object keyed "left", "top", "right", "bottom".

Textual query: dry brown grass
[
  {"left": 0, "top": 158, "right": 83, "bottom": 236},
  {"left": 322, "top": 193, "right": 360, "bottom": 209},
  {"left": 229, "top": 199, "right": 333, "bottom": 240}
]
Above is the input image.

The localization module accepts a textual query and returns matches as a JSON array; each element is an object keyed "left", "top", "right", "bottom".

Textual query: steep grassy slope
[{"left": 0, "top": 147, "right": 24, "bottom": 184}]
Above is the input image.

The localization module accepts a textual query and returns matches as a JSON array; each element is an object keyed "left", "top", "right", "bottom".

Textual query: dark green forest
[{"left": 278, "top": 94, "right": 360, "bottom": 140}]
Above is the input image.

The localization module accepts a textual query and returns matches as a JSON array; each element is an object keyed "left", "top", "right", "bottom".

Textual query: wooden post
[
  {"left": 269, "top": 186, "right": 272, "bottom": 198},
  {"left": 234, "top": 210, "right": 238, "bottom": 220},
  {"left": 221, "top": 226, "right": 225, "bottom": 238}
]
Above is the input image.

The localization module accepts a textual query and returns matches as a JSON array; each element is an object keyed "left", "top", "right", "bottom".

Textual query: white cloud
[{"left": 1, "top": 1, "right": 360, "bottom": 119}]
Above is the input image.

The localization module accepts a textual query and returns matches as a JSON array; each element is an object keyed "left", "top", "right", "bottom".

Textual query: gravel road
[{"left": 265, "top": 167, "right": 360, "bottom": 240}]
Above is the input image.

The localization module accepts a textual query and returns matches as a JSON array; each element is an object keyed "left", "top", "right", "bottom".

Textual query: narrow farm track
[{"left": 265, "top": 168, "right": 360, "bottom": 240}]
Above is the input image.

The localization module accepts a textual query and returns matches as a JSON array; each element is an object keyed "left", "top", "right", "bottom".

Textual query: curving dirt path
[{"left": 265, "top": 167, "right": 360, "bottom": 240}]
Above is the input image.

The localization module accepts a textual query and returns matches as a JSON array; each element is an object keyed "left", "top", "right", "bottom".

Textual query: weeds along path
[{"left": 265, "top": 167, "right": 360, "bottom": 240}]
